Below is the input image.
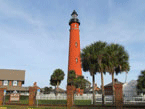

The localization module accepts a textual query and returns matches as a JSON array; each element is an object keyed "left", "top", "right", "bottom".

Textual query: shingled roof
[
  {"left": 104, "top": 79, "right": 123, "bottom": 87},
  {"left": 0, "top": 69, "right": 25, "bottom": 83}
]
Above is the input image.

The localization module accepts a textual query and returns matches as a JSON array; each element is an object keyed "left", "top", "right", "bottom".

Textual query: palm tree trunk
[
  {"left": 55, "top": 86, "right": 57, "bottom": 97},
  {"left": 112, "top": 72, "right": 115, "bottom": 105},
  {"left": 57, "top": 81, "right": 59, "bottom": 88},
  {"left": 101, "top": 72, "right": 105, "bottom": 105},
  {"left": 125, "top": 72, "right": 128, "bottom": 83},
  {"left": 92, "top": 74, "right": 96, "bottom": 105}
]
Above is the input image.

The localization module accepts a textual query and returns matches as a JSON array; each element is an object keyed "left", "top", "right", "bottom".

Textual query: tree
[
  {"left": 67, "top": 70, "right": 87, "bottom": 88},
  {"left": 50, "top": 75, "right": 57, "bottom": 87},
  {"left": 81, "top": 41, "right": 108, "bottom": 105},
  {"left": 67, "top": 70, "right": 87, "bottom": 91},
  {"left": 51, "top": 69, "right": 65, "bottom": 88},
  {"left": 81, "top": 42, "right": 130, "bottom": 105},
  {"left": 67, "top": 70, "right": 76, "bottom": 86},
  {"left": 43, "top": 86, "right": 53, "bottom": 94},
  {"left": 137, "top": 70, "right": 145, "bottom": 94},
  {"left": 91, "top": 41, "right": 107, "bottom": 105},
  {"left": 74, "top": 76, "right": 87, "bottom": 89},
  {"left": 50, "top": 75, "right": 57, "bottom": 95},
  {"left": 105, "top": 43, "right": 130, "bottom": 104},
  {"left": 50, "top": 69, "right": 65, "bottom": 96},
  {"left": 81, "top": 44, "right": 98, "bottom": 105},
  {"left": 123, "top": 62, "right": 130, "bottom": 83}
]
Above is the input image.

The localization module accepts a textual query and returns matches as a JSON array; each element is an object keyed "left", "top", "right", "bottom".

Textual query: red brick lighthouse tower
[
  {"left": 68, "top": 10, "right": 82, "bottom": 76},
  {"left": 67, "top": 10, "right": 82, "bottom": 107}
]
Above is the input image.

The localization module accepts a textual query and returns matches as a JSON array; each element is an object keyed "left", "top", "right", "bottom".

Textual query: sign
[{"left": 10, "top": 90, "right": 20, "bottom": 102}]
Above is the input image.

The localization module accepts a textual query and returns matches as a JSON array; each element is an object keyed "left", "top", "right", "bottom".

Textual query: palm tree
[
  {"left": 50, "top": 76, "right": 57, "bottom": 95},
  {"left": 81, "top": 41, "right": 108, "bottom": 105},
  {"left": 105, "top": 43, "right": 130, "bottom": 104},
  {"left": 81, "top": 44, "right": 98, "bottom": 105},
  {"left": 125, "top": 72, "right": 128, "bottom": 83},
  {"left": 50, "top": 76, "right": 57, "bottom": 87},
  {"left": 91, "top": 41, "right": 107, "bottom": 105},
  {"left": 50, "top": 69, "right": 65, "bottom": 96},
  {"left": 51, "top": 69, "right": 65, "bottom": 88}
]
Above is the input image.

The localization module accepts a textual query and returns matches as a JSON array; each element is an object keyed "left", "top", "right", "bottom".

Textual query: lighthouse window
[
  {"left": 75, "top": 42, "right": 78, "bottom": 47},
  {"left": 76, "top": 58, "right": 78, "bottom": 63},
  {"left": 75, "top": 24, "right": 77, "bottom": 27}
]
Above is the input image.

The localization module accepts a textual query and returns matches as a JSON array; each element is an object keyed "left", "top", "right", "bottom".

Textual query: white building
[{"left": 123, "top": 80, "right": 138, "bottom": 97}]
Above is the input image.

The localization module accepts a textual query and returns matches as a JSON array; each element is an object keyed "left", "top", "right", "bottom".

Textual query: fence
[
  {"left": 94, "top": 90, "right": 145, "bottom": 105},
  {"left": 95, "top": 95, "right": 113, "bottom": 104},
  {"left": 123, "top": 90, "right": 145, "bottom": 105},
  {"left": 36, "top": 94, "right": 67, "bottom": 100},
  {"left": 36, "top": 91, "right": 67, "bottom": 105},
  {"left": 2, "top": 88, "right": 145, "bottom": 106},
  {"left": 35, "top": 90, "right": 145, "bottom": 106},
  {"left": 36, "top": 92, "right": 113, "bottom": 105}
]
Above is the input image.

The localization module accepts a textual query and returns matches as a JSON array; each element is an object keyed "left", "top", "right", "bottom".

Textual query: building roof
[
  {"left": 123, "top": 80, "right": 137, "bottom": 91},
  {"left": 0, "top": 86, "right": 29, "bottom": 91},
  {"left": 0, "top": 69, "right": 25, "bottom": 83},
  {"left": 54, "top": 87, "right": 66, "bottom": 93},
  {"left": 104, "top": 79, "right": 123, "bottom": 87}
]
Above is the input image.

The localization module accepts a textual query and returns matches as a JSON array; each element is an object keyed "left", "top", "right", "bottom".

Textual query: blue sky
[{"left": 0, "top": 0, "right": 145, "bottom": 89}]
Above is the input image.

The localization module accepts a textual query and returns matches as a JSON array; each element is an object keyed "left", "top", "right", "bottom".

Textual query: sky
[{"left": 0, "top": 0, "right": 145, "bottom": 89}]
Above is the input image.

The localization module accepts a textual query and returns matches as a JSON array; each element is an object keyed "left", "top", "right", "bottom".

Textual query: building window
[
  {"left": 3, "top": 80, "right": 8, "bottom": 86},
  {"left": 13, "top": 81, "right": 17, "bottom": 86},
  {"left": 76, "top": 58, "right": 78, "bottom": 63},
  {"left": 75, "top": 24, "right": 77, "bottom": 27},
  {"left": 75, "top": 42, "right": 78, "bottom": 47}
]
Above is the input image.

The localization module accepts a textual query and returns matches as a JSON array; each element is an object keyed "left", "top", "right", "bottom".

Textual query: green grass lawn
[
  {"left": 1, "top": 105, "right": 82, "bottom": 109},
  {"left": 1, "top": 105, "right": 68, "bottom": 109},
  {"left": 1, "top": 105, "right": 117, "bottom": 109}
]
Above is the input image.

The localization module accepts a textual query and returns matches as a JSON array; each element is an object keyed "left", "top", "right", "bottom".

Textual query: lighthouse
[{"left": 68, "top": 10, "right": 82, "bottom": 76}]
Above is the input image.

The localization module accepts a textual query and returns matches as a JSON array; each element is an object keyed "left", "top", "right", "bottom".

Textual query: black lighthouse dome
[{"left": 69, "top": 10, "right": 80, "bottom": 25}]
